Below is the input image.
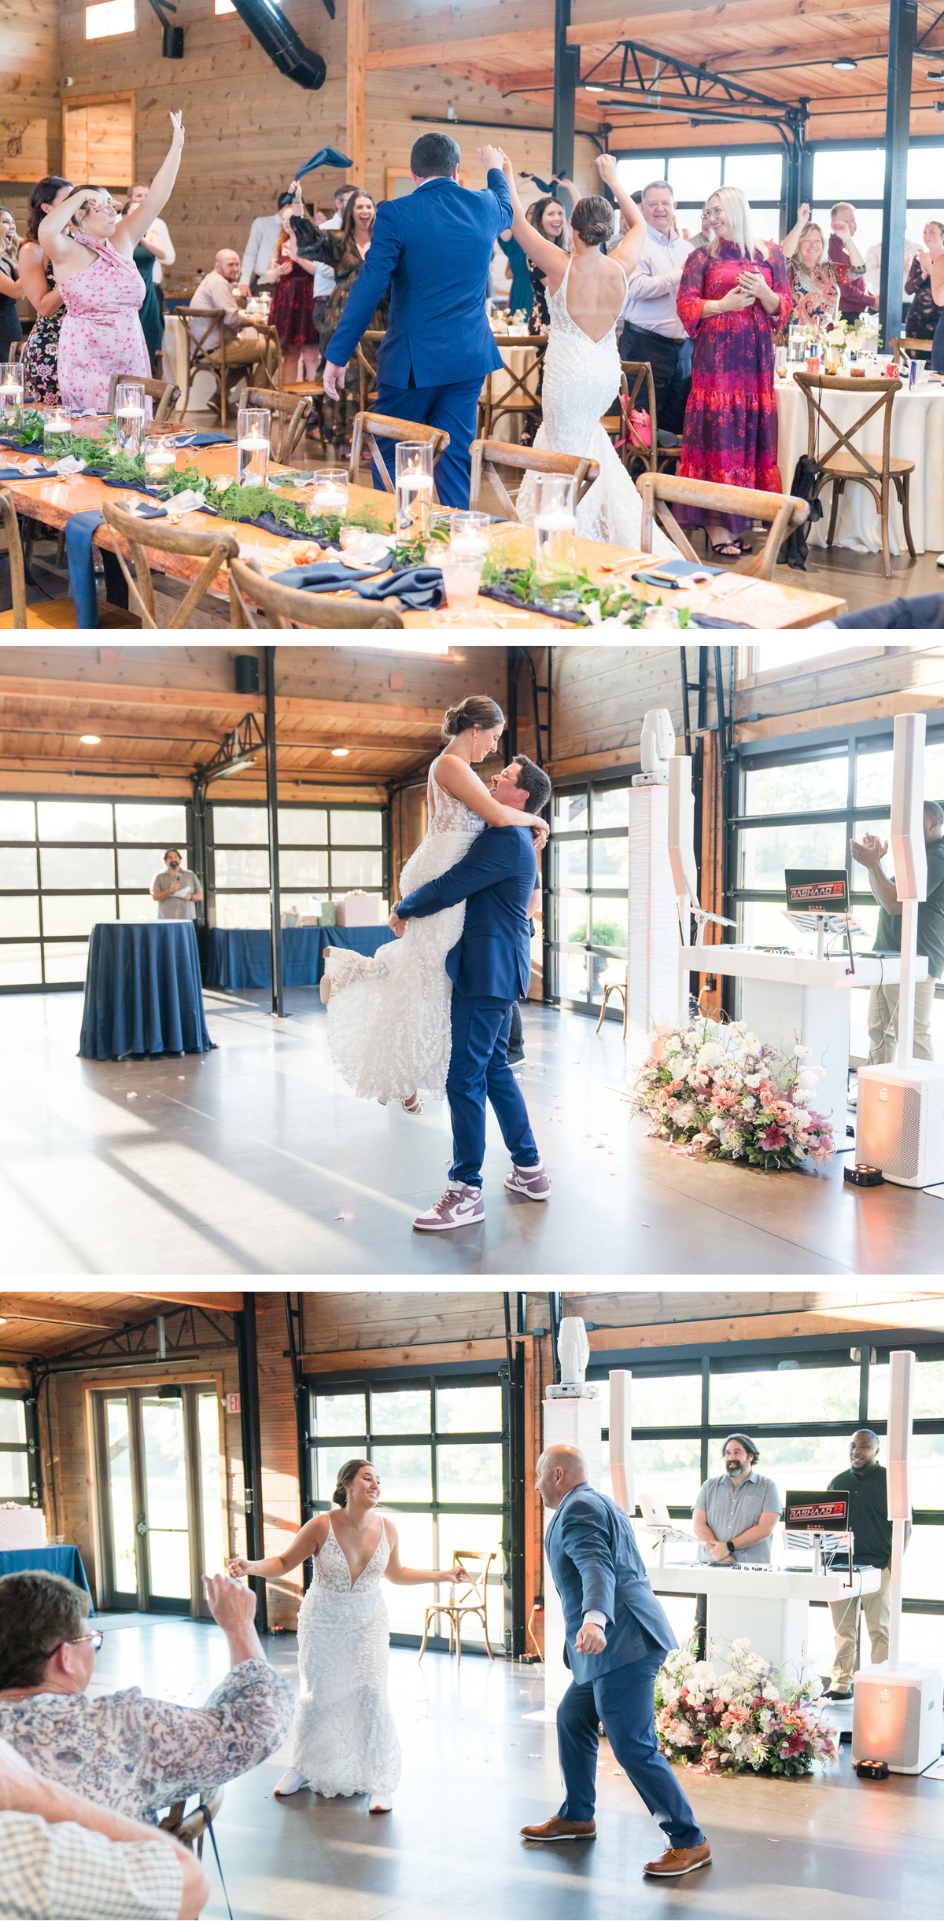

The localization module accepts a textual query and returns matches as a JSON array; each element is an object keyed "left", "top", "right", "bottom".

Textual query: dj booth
[{"left": 649, "top": 1561, "right": 882, "bottom": 1668}]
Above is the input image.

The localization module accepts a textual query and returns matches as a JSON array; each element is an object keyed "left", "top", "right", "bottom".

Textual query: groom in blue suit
[
  {"left": 526, "top": 1444, "right": 711, "bottom": 1879},
  {"left": 392, "top": 754, "right": 551, "bottom": 1232},
  {"left": 321, "top": 132, "right": 514, "bottom": 508}
]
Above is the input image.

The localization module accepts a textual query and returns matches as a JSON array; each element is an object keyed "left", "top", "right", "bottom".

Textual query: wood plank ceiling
[{"left": 0, "top": 1291, "right": 244, "bottom": 1360}]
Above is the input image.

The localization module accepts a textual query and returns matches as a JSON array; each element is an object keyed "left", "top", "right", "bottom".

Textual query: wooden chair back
[
  {"left": 469, "top": 439, "right": 600, "bottom": 521},
  {"left": 8, "top": 340, "right": 27, "bottom": 364},
  {"left": 794, "top": 371, "right": 901, "bottom": 483},
  {"left": 159, "top": 1786, "right": 223, "bottom": 1859},
  {"left": 889, "top": 336, "right": 935, "bottom": 365},
  {"left": 106, "top": 373, "right": 181, "bottom": 422},
  {"left": 355, "top": 329, "right": 385, "bottom": 413},
  {"left": 0, "top": 488, "right": 140, "bottom": 629},
  {"left": 348, "top": 412, "right": 450, "bottom": 492},
  {"left": 228, "top": 556, "right": 405, "bottom": 628},
  {"left": 616, "top": 360, "right": 682, "bottom": 477},
  {"left": 177, "top": 312, "right": 281, "bottom": 426},
  {"left": 635, "top": 472, "right": 808, "bottom": 580},
  {"left": 246, "top": 387, "right": 309, "bottom": 463},
  {"left": 0, "top": 486, "right": 29, "bottom": 626},
  {"left": 100, "top": 499, "right": 240, "bottom": 628},
  {"left": 479, "top": 336, "right": 547, "bottom": 440},
  {"left": 417, "top": 1549, "right": 498, "bottom": 1663}
]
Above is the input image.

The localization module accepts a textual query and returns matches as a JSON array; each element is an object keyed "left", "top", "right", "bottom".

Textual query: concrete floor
[
  {"left": 3, "top": 987, "right": 943, "bottom": 1277},
  {"left": 84, "top": 1612, "right": 944, "bottom": 1921}
]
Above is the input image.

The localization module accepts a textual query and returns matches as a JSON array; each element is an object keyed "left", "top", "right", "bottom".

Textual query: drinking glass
[
  {"left": 113, "top": 379, "right": 147, "bottom": 456},
  {"left": 43, "top": 404, "right": 73, "bottom": 456},
  {"left": 447, "top": 510, "right": 490, "bottom": 559},
  {"left": 775, "top": 345, "right": 788, "bottom": 379},
  {"left": 308, "top": 467, "right": 349, "bottom": 517},
  {"left": 395, "top": 440, "right": 434, "bottom": 540},
  {"left": 237, "top": 406, "right": 270, "bottom": 486},
  {"left": 534, "top": 472, "right": 577, "bottom": 596},
  {"left": 0, "top": 360, "right": 25, "bottom": 421},
  {"left": 439, "top": 544, "right": 485, "bottom": 617}
]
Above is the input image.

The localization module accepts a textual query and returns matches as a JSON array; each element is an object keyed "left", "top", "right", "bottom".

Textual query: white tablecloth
[{"left": 775, "top": 375, "right": 944, "bottom": 556}]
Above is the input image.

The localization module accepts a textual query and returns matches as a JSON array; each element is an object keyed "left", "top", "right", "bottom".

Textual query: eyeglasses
[{"left": 47, "top": 1631, "right": 104, "bottom": 1655}]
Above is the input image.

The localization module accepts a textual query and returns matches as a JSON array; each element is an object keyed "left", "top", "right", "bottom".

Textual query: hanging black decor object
[{"left": 226, "top": 0, "right": 328, "bottom": 87}]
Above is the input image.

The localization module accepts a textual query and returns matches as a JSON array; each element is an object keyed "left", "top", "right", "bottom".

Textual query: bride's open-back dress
[
  {"left": 289, "top": 1515, "right": 401, "bottom": 1798},
  {"left": 517, "top": 261, "right": 674, "bottom": 556},
  {"left": 325, "top": 756, "right": 484, "bottom": 1102}
]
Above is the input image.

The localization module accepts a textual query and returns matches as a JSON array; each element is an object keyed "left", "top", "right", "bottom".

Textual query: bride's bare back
[{"left": 503, "top": 149, "right": 647, "bottom": 344}]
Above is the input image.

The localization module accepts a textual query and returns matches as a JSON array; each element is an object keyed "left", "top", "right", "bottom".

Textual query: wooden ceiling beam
[
  {"left": 365, "top": 28, "right": 553, "bottom": 71},
  {"left": 0, "top": 679, "right": 443, "bottom": 730},
  {"left": 0, "top": 1295, "right": 139, "bottom": 1331},
  {"left": 568, "top": 0, "right": 901, "bottom": 45},
  {"left": 125, "top": 1290, "right": 244, "bottom": 1314}
]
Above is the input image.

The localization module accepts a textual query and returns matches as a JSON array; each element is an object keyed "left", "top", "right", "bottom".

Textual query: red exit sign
[{"left": 227, "top": 1393, "right": 241, "bottom": 1414}]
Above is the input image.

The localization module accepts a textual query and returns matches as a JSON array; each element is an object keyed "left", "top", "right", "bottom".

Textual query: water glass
[
  {"left": 440, "top": 544, "right": 485, "bottom": 616},
  {"left": 395, "top": 440, "right": 434, "bottom": 540},
  {"left": 308, "top": 466, "right": 349, "bottom": 517},
  {"left": 43, "top": 404, "right": 73, "bottom": 455},
  {"left": 774, "top": 345, "right": 788, "bottom": 379},
  {"left": 0, "top": 360, "right": 24, "bottom": 420},
  {"left": 534, "top": 472, "right": 577, "bottom": 595},
  {"left": 114, "top": 379, "right": 147, "bottom": 456},
  {"left": 237, "top": 406, "right": 270, "bottom": 486}
]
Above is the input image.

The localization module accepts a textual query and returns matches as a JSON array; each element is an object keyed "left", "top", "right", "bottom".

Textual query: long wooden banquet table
[{"left": 1, "top": 438, "right": 846, "bottom": 630}]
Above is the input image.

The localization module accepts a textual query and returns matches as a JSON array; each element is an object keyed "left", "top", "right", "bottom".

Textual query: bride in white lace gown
[
  {"left": 320, "top": 694, "right": 547, "bottom": 1110},
  {"left": 228, "top": 1458, "right": 466, "bottom": 1811},
  {"left": 502, "top": 153, "right": 674, "bottom": 557}
]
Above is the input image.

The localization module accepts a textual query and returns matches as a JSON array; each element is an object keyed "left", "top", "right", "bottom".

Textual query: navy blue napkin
[
  {"left": 0, "top": 464, "right": 56, "bottom": 479},
  {"left": 169, "top": 432, "right": 232, "bottom": 449},
  {"left": 272, "top": 561, "right": 444, "bottom": 609},
  {"left": 65, "top": 509, "right": 105, "bottom": 629},
  {"left": 297, "top": 146, "right": 353, "bottom": 178}
]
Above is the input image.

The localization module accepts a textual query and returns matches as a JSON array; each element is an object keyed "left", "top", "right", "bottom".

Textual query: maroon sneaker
[
  {"left": 504, "top": 1159, "right": 551, "bottom": 1201},
  {"left": 412, "top": 1182, "right": 484, "bottom": 1232}
]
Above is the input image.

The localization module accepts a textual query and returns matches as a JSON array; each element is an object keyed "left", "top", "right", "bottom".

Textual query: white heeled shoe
[
  {"left": 275, "top": 1768, "right": 308, "bottom": 1796},
  {"left": 368, "top": 1793, "right": 393, "bottom": 1812}
]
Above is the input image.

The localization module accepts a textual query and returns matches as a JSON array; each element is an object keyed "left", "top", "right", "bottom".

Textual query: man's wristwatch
[{"left": 726, "top": 1540, "right": 737, "bottom": 1555}]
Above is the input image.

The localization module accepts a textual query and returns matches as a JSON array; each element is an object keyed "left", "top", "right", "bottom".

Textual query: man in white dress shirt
[
  {"left": 239, "top": 196, "right": 284, "bottom": 296},
  {"left": 617, "top": 179, "right": 693, "bottom": 436}
]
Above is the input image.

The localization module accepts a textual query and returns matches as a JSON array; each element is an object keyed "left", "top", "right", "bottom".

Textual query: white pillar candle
[
  {"left": 311, "top": 485, "right": 348, "bottom": 512},
  {"left": 534, "top": 509, "right": 577, "bottom": 534}
]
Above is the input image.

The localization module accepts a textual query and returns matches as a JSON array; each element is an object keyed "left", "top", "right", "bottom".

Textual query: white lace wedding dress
[
  {"left": 325, "top": 756, "right": 483, "bottom": 1102},
  {"left": 289, "top": 1516, "right": 401, "bottom": 1799},
  {"left": 517, "top": 261, "right": 674, "bottom": 555}
]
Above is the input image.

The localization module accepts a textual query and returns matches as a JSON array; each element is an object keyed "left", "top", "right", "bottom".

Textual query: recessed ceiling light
[
  {"left": 832, "top": 56, "right": 858, "bottom": 70},
  {"left": 584, "top": 83, "right": 606, "bottom": 91},
  {"left": 79, "top": 734, "right": 101, "bottom": 744},
  {"left": 331, "top": 747, "right": 350, "bottom": 757}
]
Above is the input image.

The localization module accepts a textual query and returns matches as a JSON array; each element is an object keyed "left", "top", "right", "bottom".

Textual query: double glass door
[{"left": 95, "top": 1384, "right": 225, "bottom": 1615}]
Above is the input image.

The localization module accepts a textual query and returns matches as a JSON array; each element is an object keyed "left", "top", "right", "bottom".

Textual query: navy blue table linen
[
  {"left": 80, "top": 922, "right": 213, "bottom": 1059},
  {"left": 272, "top": 561, "right": 445, "bottom": 609},
  {"left": 0, "top": 1545, "right": 94, "bottom": 1609},
  {"left": 206, "top": 924, "right": 394, "bottom": 989}
]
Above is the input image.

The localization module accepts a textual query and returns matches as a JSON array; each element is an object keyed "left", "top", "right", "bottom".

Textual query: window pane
[
  {"left": 43, "top": 942, "right": 89, "bottom": 982},
  {"left": 214, "top": 893, "right": 271, "bottom": 930},
  {"left": 745, "top": 757, "right": 848, "bottom": 815},
  {"left": 0, "top": 944, "right": 42, "bottom": 985},
  {"left": 553, "top": 791, "right": 588, "bottom": 832},
  {"left": 757, "top": 1436, "right": 847, "bottom": 1501},
  {"left": 314, "top": 1392, "right": 366, "bottom": 1438},
  {"left": 437, "top": 1442, "right": 503, "bottom": 1503},
  {"left": 280, "top": 850, "right": 329, "bottom": 888},
  {"left": 711, "top": 1362, "right": 860, "bottom": 1426},
  {"left": 561, "top": 949, "right": 589, "bottom": 998},
  {"left": 724, "top": 152, "right": 783, "bottom": 201},
  {"left": 211, "top": 806, "right": 268, "bottom": 845},
  {"left": 40, "top": 846, "right": 114, "bottom": 890},
  {"left": 559, "top": 898, "right": 590, "bottom": 943},
  {"left": 907, "top": 146, "right": 944, "bottom": 198},
  {"left": 739, "top": 822, "right": 847, "bottom": 890},
  {"left": 331, "top": 851, "right": 382, "bottom": 888},
  {"left": 591, "top": 837, "right": 628, "bottom": 887},
  {"left": 592, "top": 787, "right": 629, "bottom": 828},
  {"left": 371, "top": 1389, "right": 431, "bottom": 1435},
  {"left": 0, "top": 1401, "right": 26, "bottom": 1443},
  {"left": 0, "top": 1455, "right": 29, "bottom": 1498},
  {"left": 594, "top": 1373, "right": 702, "bottom": 1429},
  {"left": 106, "top": 1398, "right": 137, "bottom": 1592},
  {"left": 902, "top": 1524, "right": 944, "bottom": 1602},
  {"left": 0, "top": 897, "right": 40, "bottom": 937},
  {"left": 278, "top": 808, "right": 327, "bottom": 845},
  {"left": 813, "top": 148, "right": 887, "bottom": 201},
  {"left": 0, "top": 801, "right": 35, "bottom": 840},
  {"left": 857, "top": 741, "right": 944, "bottom": 809},
  {"left": 437, "top": 1514, "right": 504, "bottom": 1645},
  {"left": 37, "top": 801, "right": 112, "bottom": 842},
  {"left": 118, "top": 894, "right": 156, "bottom": 922},
  {"left": 616, "top": 156, "right": 667, "bottom": 195},
  {"left": 369, "top": 1444, "right": 432, "bottom": 1501},
  {"left": 556, "top": 840, "right": 588, "bottom": 889},
  {"left": 198, "top": 1393, "right": 226, "bottom": 1576},
  {"left": 669, "top": 154, "right": 720, "bottom": 200},
  {"left": 118, "top": 847, "right": 178, "bottom": 889},
  {"left": 382, "top": 1512, "right": 433, "bottom": 1634},
  {"left": 871, "top": 1358, "right": 944, "bottom": 1421},
  {"left": 591, "top": 898, "right": 627, "bottom": 949},
  {"left": 625, "top": 1438, "right": 702, "bottom": 1509},
  {"left": 42, "top": 896, "right": 116, "bottom": 936},
  {"left": 115, "top": 804, "right": 187, "bottom": 844},
  {"left": 0, "top": 848, "right": 37, "bottom": 887},
  {"left": 315, "top": 1445, "right": 367, "bottom": 1502},
  {"left": 141, "top": 1395, "right": 190, "bottom": 1598},
  {"left": 213, "top": 848, "right": 269, "bottom": 887},
  {"left": 330, "top": 811, "right": 382, "bottom": 846},
  {"left": 436, "top": 1384, "right": 503, "bottom": 1434}
]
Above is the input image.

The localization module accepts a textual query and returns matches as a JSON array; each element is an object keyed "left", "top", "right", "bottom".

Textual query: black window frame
[
  {"left": 545, "top": 771, "right": 631, "bottom": 1016},
  {"left": 0, "top": 1389, "right": 41, "bottom": 1509},
  {"left": 209, "top": 798, "right": 391, "bottom": 928}
]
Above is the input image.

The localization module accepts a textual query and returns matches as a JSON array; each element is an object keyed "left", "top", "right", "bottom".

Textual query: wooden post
[{"left": 347, "top": 0, "right": 368, "bottom": 183}]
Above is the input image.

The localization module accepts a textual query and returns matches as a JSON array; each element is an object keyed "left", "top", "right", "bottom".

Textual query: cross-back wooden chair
[
  {"left": 348, "top": 412, "right": 450, "bottom": 493},
  {"left": 793, "top": 371, "right": 915, "bottom": 578},
  {"left": 355, "top": 329, "right": 385, "bottom": 414},
  {"left": 245, "top": 387, "right": 309, "bottom": 464},
  {"left": 889, "top": 336, "right": 935, "bottom": 366},
  {"left": 468, "top": 440, "right": 600, "bottom": 521},
  {"left": 106, "top": 373, "right": 181, "bottom": 423},
  {"left": 177, "top": 312, "right": 281, "bottom": 427},
  {"left": 99, "top": 498, "right": 240, "bottom": 628},
  {"left": 0, "top": 489, "right": 139, "bottom": 628},
  {"left": 228, "top": 556, "right": 405, "bottom": 628},
  {"left": 616, "top": 360, "right": 682, "bottom": 477},
  {"left": 635, "top": 472, "right": 808, "bottom": 581},
  {"left": 478, "top": 334, "right": 548, "bottom": 441},
  {"left": 417, "top": 1550, "right": 498, "bottom": 1664}
]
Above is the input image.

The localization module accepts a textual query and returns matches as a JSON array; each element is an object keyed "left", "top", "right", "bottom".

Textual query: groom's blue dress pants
[
  {"left": 447, "top": 996, "right": 539, "bottom": 1188},
  {"left": 373, "top": 373, "right": 485, "bottom": 509},
  {"left": 557, "top": 1656, "right": 704, "bottom": 1848}
]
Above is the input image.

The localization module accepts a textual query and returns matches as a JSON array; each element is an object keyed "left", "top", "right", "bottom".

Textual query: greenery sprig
[
  {"left": 480, "top": 552, "right": 690, "bottom": 627},
  {"left": 389, "top": 524, "right": 450, "bottom": 568}
]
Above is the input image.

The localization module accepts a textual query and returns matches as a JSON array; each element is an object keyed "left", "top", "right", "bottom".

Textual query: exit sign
[{"left": 227, "top": 1393, "right": 241, "bottom": 1413}]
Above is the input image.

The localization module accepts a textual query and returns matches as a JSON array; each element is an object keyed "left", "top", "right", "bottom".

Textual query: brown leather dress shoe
[
  {"left": 520, "top": 1815, "right": 596, "bottom": 1842},
  {"left": 644, "top": 1841, "right": 711, "bottom": 1877}
]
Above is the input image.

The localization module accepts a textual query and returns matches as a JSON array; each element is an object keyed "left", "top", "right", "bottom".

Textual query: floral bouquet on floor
[
  {"left": 654, "top": 1639, "right": 839, "bottom": 1777},
  {"left": 631, "top": 1015, "right": 835, "bottom": 1170}
]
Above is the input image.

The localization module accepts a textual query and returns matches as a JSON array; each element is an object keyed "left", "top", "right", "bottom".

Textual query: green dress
[{"left": 133, "top": 240, "right": 161, "bottom": 374}]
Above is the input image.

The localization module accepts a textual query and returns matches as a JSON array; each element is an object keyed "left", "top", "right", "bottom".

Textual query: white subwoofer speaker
[
  {"left": 856, "top": 1059, "right": 944, "bottom": 1186},
  {"left": 852, "top": 1667, "right": 943, "bottom": 1774},
  {"left": 890, "top": 712, "right": 928, "bottom": 903}
]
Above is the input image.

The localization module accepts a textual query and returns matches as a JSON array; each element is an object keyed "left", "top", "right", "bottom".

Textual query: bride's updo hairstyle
[
  {"left": 571, "top": 195, "right": 615, "bottom": 250},
  {"left": 440, "top": 694, "right": 504, "bottom": 745},
  {"left": 333, "top": 1458, "right": 372, "bottom": 1507}
]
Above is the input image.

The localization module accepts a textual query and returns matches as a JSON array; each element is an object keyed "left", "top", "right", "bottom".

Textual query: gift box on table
[
  {"left": 335, "top": 891, "right": 380, "bottom": 927},
  {"left": 0, "top": 1506, "right": 46, "bottom": 1549}
]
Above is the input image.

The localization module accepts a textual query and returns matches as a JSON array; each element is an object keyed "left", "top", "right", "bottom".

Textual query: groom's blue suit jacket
[
  {"left": 397, "top": 823, "right": 535, "bottom": 1003},
  {"left": 324, "top": 171, "right": 514, "bottom": 388},
  {"left": 546, "top": 1485, "right": 677, "bottom": 1686}
]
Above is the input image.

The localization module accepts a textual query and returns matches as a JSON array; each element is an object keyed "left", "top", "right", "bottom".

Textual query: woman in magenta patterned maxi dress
[
  {"left": 37, "top": 112, "right": 185, "bottom": 414},
  {"left": 676, "top": 185, "right": 792, "bottom": 557}
]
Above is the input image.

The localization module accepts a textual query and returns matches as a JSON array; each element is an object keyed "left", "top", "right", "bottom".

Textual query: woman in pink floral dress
[{"left": 38, "top": 112, "right": 185, "bottom": 413}]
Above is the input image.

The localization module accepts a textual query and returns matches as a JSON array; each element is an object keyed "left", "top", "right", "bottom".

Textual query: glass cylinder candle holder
[
  {"left": 395, "top": 440, "right": 434, "bottom": 540},
  {"left": 0, "top": 360, "right": 25, "bottom": 420},
  {"left": 144, "top": 435, "right": 177, "bottom": 483},
  {"left": 237, "top": 406, "right": 270, "bottom": 487},
  {"left": 43, "top": 404, "right": 73, "bottom": 456},
  {"left": 308, "top": 467, "right": 349, "bottom": 518},
  {"left": 113, "top": 379, "right": 147, "bottom": 456},
  {"left": 534, "top": 472, "right": 577, "bottom": 596},
  {"left": 448, "top": 510, "right": 491, "bottom": 559}
]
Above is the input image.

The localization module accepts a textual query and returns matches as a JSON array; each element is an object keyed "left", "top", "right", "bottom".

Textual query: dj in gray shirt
[
  {"left": 693, "top": 1434, "right": 782, "bottom": 1565},
  {"left": 151, "top": 849, "right": 203, "bottom": 921}
]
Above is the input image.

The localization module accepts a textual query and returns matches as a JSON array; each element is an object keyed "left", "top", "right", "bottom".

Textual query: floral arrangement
[
  {"left": 654, "top": 1639, "right": 839, "bottom": 1777},
  {"left": 631, "top": 1015, "right": 834, "bottom": 1170}
]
